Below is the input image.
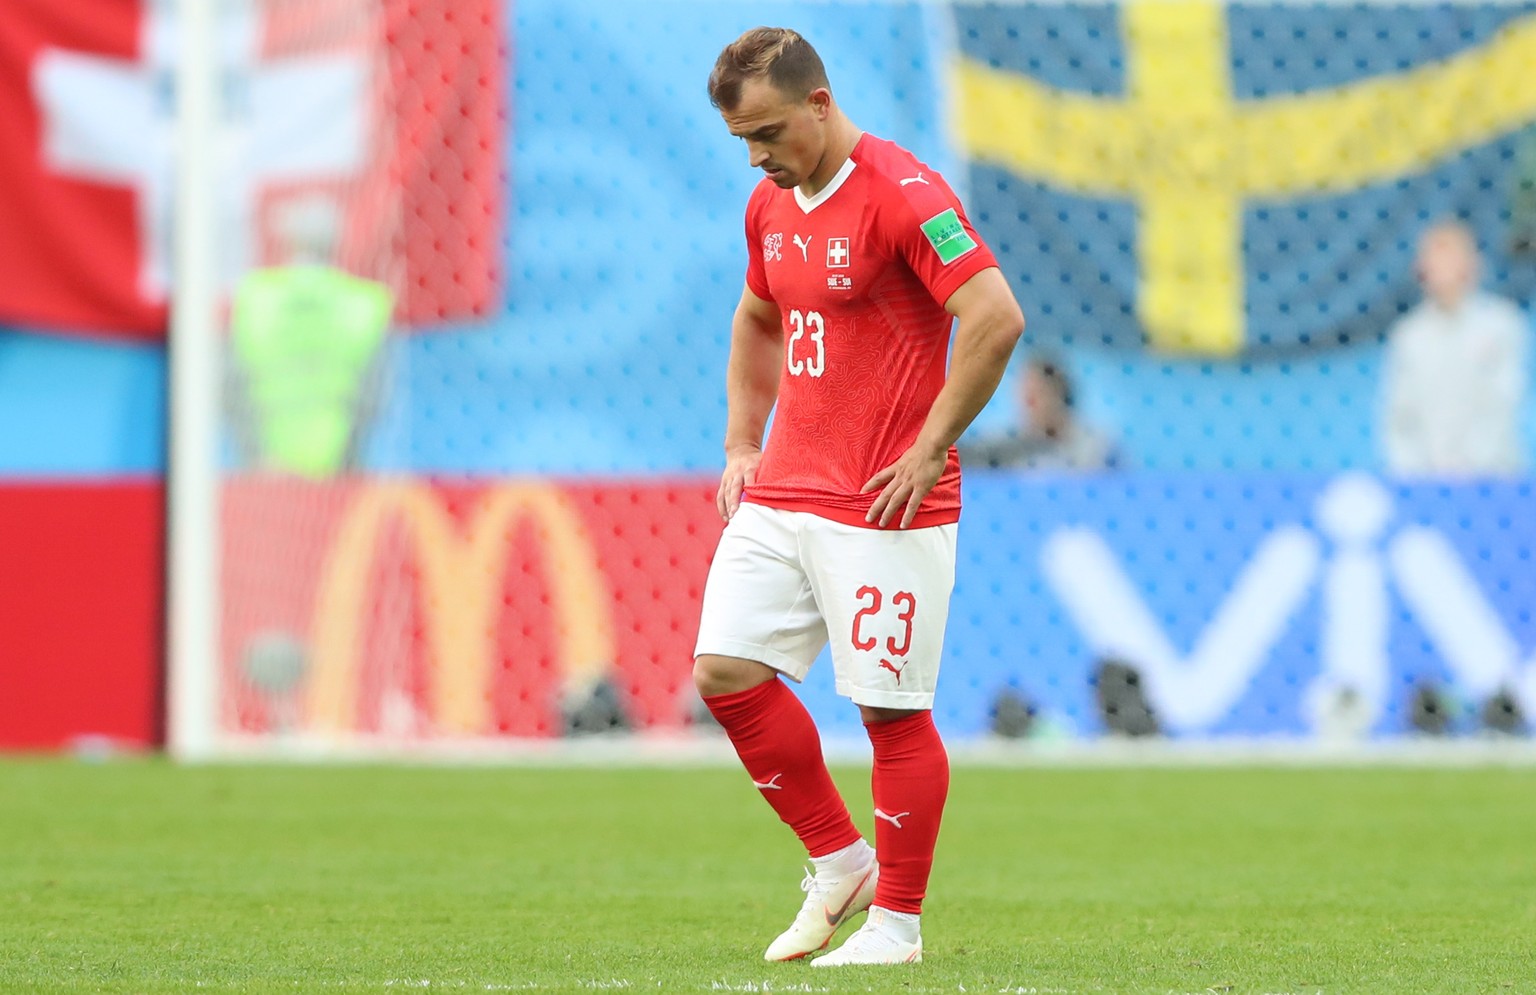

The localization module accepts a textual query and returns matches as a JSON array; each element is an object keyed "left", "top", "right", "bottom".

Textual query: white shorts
[{"left": 694, "top": 502, "right": 958, "bottom": 709}]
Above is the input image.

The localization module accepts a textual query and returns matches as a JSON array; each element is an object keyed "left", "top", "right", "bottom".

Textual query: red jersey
[{"left": 741, "top": 134, "right": 999, "bottom": 529}]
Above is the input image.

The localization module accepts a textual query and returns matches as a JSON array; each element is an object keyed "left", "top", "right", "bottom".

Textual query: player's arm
[
  {"left": 718, "top": 284, "right": 783, "bottom": 521},
  {"left": 864, "top": 266, "right": 1024, "bottom": 528}
]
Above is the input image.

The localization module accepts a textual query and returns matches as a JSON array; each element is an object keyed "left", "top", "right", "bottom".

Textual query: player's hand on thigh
[
  {"left": 862, "top": 444, "right": 947, "bottom": 529},
  {"left": 718, "top": 444, "right": 763, "bottom": 521}
]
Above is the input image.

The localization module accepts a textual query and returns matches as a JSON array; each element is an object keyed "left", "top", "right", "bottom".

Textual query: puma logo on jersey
[
  {"left": 874, "top": 808, "right": 911, "bottom": 829},
  {"left": 792, "top": 233, "right": 812, "bottom": 262},
  {"left": 878, "top": 658, "right": 907, "bottom": 685},
  {"left": 752, "top": 773, "right": 784, "bottom": 791},
  {"left": 899, "top": 172, "right": 929, "bottom": 187}
]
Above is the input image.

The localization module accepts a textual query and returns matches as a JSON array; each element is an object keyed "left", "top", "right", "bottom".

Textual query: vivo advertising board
[
  {"left": 799, "top": 474, "right": 1536, "bottom": 742},
  {"left": 216, "top": 474, "right": 1535, "bottom": 748}
]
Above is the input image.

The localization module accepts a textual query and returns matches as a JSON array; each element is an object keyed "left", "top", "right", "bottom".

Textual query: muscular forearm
[
  {"left": 915, "top": 304, "right": 1024, "bottom": 457},
  {"left": 723, "top": 315, "right": 782, "bottom": 452}
]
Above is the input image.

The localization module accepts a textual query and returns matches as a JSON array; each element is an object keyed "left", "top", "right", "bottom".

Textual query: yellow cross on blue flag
[{"left": 954, "top": 1, "right": 1536, "bottom": 355}]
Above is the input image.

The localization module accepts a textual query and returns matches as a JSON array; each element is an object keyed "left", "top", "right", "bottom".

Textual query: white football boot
[
  {"left": 762, "top": 841, "right": 878, "bottom": 961},
  {"left": 812, "top": 906, "right": 922, "bottom": 966}
]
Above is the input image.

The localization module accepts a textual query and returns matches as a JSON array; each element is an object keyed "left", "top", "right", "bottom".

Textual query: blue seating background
[{"left": 5, "top": 0, "right": 1533, "bottom": 476}]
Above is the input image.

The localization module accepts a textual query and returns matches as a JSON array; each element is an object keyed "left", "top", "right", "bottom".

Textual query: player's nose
[{"left": 747, "top": 143, "right": 770, "bottom": 168}]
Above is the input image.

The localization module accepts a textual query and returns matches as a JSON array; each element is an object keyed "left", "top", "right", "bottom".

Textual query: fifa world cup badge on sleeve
[{"left": 920, "top": 209, "right": 977, "bottom": 264}]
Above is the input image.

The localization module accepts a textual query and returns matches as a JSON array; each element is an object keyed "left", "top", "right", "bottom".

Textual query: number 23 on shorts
[{"left": 851, "top": 584, "right": 916, "bottom": 682}]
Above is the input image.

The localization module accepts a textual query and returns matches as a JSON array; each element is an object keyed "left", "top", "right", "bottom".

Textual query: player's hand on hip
[
  {"left": 862, "top": 444, "right": 946, "bottom": 529},
  {"left": 718, "top": 444, "right": 763, "bottom": 522}
]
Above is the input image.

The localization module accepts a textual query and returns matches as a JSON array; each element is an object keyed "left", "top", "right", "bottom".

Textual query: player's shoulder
[
  {"left": 744, "top": 179, "right": 794, "bottom": 243},
  {"left": 853, "top": 134, "right": 926, "bottom": 177},
  {"left": 745, "top": 177, "right": 783, "bottom": 215},
  {"left": 853, "top": 134, "right": 963, "bottom": 221}
]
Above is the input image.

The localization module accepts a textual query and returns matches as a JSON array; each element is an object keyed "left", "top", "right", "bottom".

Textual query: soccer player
[{"left": 693, "top": 27, "right": 1025, "bottom": 966}]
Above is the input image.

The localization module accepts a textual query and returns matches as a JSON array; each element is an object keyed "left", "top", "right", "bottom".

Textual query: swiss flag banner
[
  {"left": 0, "top": 0, "right": 504, "bottom": 340},
  {"left": 0, "top": 2, "right": 153, "bottom": 335}
]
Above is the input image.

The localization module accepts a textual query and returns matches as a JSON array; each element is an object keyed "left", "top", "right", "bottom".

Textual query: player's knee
[
  {"left": 859, "top": 704, "right": 927, "bottom": 725},
  {"left": 691, "top": 656, "right": 722, "bottom": 697},
  {"left": 693, "top": 654, "right": 774, "bottom": 698}
]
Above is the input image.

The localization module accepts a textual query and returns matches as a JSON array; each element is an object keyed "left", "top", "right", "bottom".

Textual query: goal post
[
  {"left": 165, "top": 0, "right": 506, "bottom": 758},
  {"left": 167, "top": 0, "right": 221, "bottom": 761}
]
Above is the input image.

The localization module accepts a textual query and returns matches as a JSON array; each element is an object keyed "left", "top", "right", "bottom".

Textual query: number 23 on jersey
[{"left": 786, "top": 308, "right": 825, "bottom": 377}]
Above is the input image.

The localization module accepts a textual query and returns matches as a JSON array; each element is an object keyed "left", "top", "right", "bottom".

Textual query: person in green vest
[{"left": 229, "top": 195, "right": 394, "bottom": 477}]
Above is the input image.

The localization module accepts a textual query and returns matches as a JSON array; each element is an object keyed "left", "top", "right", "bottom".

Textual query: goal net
[{"left": 169, "top": 0, "right": 1536, "bottom": 758}]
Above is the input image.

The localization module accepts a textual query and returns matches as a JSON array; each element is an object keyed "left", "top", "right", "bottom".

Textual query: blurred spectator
[
  {"left": 228, "top": 195, "right": 394, "bottom": 477},
  {"left": 960, "top": 353, "right": 1118, "bottom": 471},
  {"left": 1511, "top": 126, "right": 1536, "bottom": 255},
  {"left": 1380, "top": 221, "right": 1529, "bottom": 478}
]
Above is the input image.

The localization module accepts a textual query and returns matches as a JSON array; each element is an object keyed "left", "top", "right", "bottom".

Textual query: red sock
[
  {"left": 866, "top": 710, "right": 950, "bottom": 914},
  {"left": 704, "top": 678, "right": 863, "bottom": 858}
]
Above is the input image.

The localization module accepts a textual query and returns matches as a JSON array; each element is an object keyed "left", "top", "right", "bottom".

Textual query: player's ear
[{"left": 807, "top": 87, "right": 832, "bottom": 120}]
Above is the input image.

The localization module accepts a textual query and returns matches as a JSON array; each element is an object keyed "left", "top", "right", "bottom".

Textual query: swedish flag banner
[{"left": 955, "top": 1, "right": 1536, "bottom": 355}]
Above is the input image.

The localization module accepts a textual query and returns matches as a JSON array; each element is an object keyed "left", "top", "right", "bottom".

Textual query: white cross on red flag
[{"left": 0, "top": 0, "right": 505, "bottom": 339}]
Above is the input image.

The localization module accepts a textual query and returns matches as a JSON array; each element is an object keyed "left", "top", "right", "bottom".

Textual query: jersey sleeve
[
  {"left": 882, "top": 173, "right": 998, "bottom": 308},
  {"left": 743, "top": 185, "right": 774, "bottom": 302}
]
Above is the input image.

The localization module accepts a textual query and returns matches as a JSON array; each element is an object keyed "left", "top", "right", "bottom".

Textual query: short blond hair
[{"left": 707, "top": 27, "right": 830, "bottom": 111}]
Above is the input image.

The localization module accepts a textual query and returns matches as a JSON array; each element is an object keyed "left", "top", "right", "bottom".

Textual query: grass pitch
[{"left": 3, "top": 756, "right": 1534, "bottom": 994}]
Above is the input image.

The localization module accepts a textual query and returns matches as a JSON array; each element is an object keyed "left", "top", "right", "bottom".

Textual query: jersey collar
[{"left": 794, "top": 156, "right": 857, "bottom": 214}]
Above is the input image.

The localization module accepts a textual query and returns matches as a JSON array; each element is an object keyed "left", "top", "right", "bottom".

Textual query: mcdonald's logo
[{"left": 305, "top": 480, "right": 616, "bottom": 735}]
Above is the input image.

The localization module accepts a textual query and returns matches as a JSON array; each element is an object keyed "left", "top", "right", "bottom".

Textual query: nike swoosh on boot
[{"left": 823, "top": 867, "right": 875, "bottom": 927}]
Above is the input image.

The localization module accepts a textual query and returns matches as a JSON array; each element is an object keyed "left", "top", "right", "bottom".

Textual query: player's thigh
[
  {"left": 804, "top": 519, "right": 958, "bottom": 709},
  {"left": 694, "top": 503, "right": 829, "bottom": 683}
]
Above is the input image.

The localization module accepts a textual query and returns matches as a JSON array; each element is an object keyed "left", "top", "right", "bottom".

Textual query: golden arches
[{"left": 306, "top": 480, "right": 615, "bottom": 735}]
